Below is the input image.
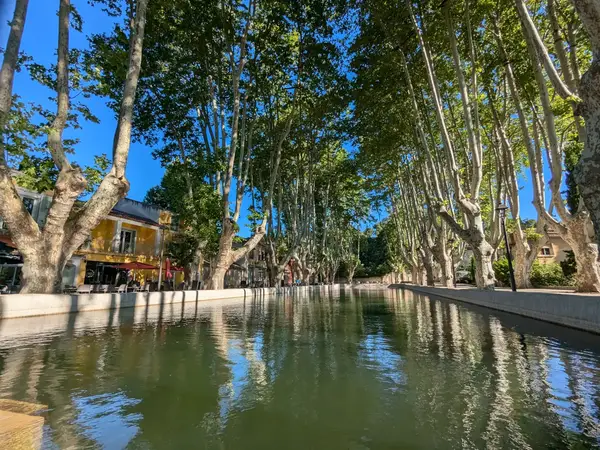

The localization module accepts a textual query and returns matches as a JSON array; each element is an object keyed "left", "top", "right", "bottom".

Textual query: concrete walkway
[
  {"left": 437, "top": 283, "right": 599, "bottom": 296},
  {"left": 390, "top": 283, "right": 600, "bottom": 334}
]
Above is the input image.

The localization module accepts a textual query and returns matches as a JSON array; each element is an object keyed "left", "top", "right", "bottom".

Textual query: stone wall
[
  {"left": 0, "top": 285, "right": 342, "bottom": 320},
  {"left": 0, "top": 288, "right": 277, "bottom": 319},
  {"left": 391, "top": 284, "right": 600, "bottom": 334}
]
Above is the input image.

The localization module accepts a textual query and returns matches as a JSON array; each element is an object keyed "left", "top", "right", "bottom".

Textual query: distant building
[
  {"left": 507, "top": 223, "right": 593, "bottom": 266},
  {"left": 224, "top": 240, "right": 268, "bottom": 288},
  {"left": 535, "top": 226, "right": 574, "bottom": 265}
]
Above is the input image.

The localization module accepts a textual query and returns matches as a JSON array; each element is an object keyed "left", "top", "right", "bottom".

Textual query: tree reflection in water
[{"left": 0, "top": 289, "right": 598, "bottom": 448}]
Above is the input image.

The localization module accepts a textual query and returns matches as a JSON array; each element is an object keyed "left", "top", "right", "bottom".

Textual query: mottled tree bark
[
  {"left": 432, "top": 240, "right": 453, "bottom": 288},
  {"left": 420, "top": 247, "right": 436, "bottom": 287}
]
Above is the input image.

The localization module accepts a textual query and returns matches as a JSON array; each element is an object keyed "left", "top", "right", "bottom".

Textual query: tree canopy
[{"left": 2, "top": 0, "right": 600, "bottom": 291}]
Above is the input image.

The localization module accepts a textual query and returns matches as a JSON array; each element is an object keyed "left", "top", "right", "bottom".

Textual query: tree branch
[
  {"left": 111, "top": 0, "right": 149, "bottom": 178},
  {"left": 515, "top": 0, "right": 579, "bottom": 101},
  {"left": 63, "top": 0, "right": 149, "bottom": 257},
  {"left": 47, "top": 0, "right": 71, "bottom": 170}
]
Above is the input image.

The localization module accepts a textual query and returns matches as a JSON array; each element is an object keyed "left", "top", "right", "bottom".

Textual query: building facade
[
  {"left": 71, "top": 197, "right": 182, "bottom": 287},
  {"left": 0, "top": 188, "right": 183, "bottom": 290},
  {"left": 535, "top": 226, "right": 574, "bottom": 265},
  {"left": 223, "top": 241, "right": 268, "bottom": 288}
]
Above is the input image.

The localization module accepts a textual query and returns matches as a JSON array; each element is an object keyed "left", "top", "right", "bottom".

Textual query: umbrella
[
  {"left": 0, "top": 235, "right": 16, "bottom": 248},
  {"left": 117, "top": 262, "right": 158, "bottom": 270}
]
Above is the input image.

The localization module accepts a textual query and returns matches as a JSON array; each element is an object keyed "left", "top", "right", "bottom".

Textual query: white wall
[
  {"left": 393, "top": 284, "right": 600, "bottom": 334},
  {"left": 0, "top": 288, "right": 278, "bottom": 319}
]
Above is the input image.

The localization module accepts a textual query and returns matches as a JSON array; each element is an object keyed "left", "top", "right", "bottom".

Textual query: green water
[{"left": 1, "top": 288, "right": 600, "bottom": 449}]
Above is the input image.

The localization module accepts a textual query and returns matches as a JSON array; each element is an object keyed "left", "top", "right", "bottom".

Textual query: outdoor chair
[
  {"left": 141, "top": 283, "right": 151, "bottom": 292},
  {"left": 76, "top": 284, "right": 93, "bottom": 294},
  {"left": 117, "top": 284, "right": 127, "bottom": 293}
]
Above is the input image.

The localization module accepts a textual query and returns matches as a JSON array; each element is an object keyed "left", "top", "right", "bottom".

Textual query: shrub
[
  {"left": 531, "top": 261, "right": 569, "bottom": 287},
  {"left": 493, "top": 258, "right": 510, "bottom": 286},
  {"left": 469, "top": 256, "right": 476, "bottom": 283},
  {"left": 560, "top": 250, "right": 577, "bottom": 279}
]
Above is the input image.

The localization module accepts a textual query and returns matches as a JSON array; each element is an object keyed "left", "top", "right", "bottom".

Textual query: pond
[{"left": 0, "top": 287, "right": 599, "bottom": 449}]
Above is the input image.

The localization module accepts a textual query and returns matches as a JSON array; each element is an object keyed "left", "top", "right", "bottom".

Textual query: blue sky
[
  {"left": 4, "top": 1, "right": 164, "bottom": 201},
  {"left": 2, "top": 0, "right": 551, "bottom": 237}
]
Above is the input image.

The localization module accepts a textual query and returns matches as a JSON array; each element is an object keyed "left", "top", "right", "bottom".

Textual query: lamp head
[{"left": 495, "top": 203, "right": 509, "bottom": 218}]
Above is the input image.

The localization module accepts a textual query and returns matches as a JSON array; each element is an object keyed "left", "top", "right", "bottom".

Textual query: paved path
[{"left": 432, "top": 283, "right": 600, "bottom": 296}]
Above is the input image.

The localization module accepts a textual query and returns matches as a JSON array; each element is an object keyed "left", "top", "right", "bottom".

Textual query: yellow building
[
  {"left": 66, "top": 198, "right": 184, "bottom": 287},
  {"left": 536, "top": 227, "right": 570, "bottom": 265},
  {"left": 534, "top": 225, "right": 595, "bottom": 266},
  {"left": 0, "top": 188, "right": 184, "bottom": 290}
]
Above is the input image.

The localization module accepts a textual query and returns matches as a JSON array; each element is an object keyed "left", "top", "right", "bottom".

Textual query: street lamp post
[
  {"left": 448, "top": 238, "right": 456, "bottom": 288},
  {"left": 496, "top": 204, "right": 517, "bottom": 292}
]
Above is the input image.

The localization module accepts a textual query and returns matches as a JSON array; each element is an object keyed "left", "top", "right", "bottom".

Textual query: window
[
  {"left": 22, "top": 197, "right": 34, "bottom": 215},
  {"left": 119, "top": 229, "right": 136, "bottom": 254},
  {"left": 540, "top": 246, "right": 552, "bottom": 256}
]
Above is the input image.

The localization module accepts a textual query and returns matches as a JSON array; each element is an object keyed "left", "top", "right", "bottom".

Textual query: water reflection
[{"left": 0, "top": 289, "right": 598, "bottom": 448}]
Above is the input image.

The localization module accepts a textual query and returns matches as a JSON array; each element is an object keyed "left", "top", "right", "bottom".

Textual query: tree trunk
[
  {"left": 183, "top": 266, "right": 191, "bottom": 287},
  {"left": 207, "top": 220, "right": 236, "bottom": 290},
  {"left": 347, "top": 266, "right": 356, "bottom": 284},
  {"left": 511, "top": 238, "right": 533, "bottom": 289},
  {"left": 471, "top": 239, "right": 495, "bottom": 290},
  {"left": 432, "top": 239, "right": 453, "bottom": 288},
  {"left": 569, "top": 3, "right": 600, "bottom": 230},
  {"left": 301, "top": 258, "right": 312, "bottom": 285},
  {"left": 194, "top": 244, "right": 205, "bottom": 288},
  {"left": 411, "top": 265, "right": 419, "bottom": 285},
  {"left": 20, "top": 245, "right": 66, "bottom": 294},
  {"left": 207, "top": 219, "right": 266, "bottom": 290},
  {"left": 439, "top": 251, "right": 454, "bottom": 288},
  {"left": 574, "top": 59, "right": 600, "bottom": 249},
  {"left": 417, "top": 265, "right": 425, "bottom": 286},
  {"left": 267, "top": 263, "right": 284, "bottom": 288},
  {"left": 561, "top": 214, "right": 600, "bottom": 292},
  {"left": 0, "top": 0, "right": 148, "bottom": 294},
  {"left": 572, "top": 240, "right": 600, "bottom": 292},
  {"left": 265, "top": 244, "right": 276, "bottom": 286},
  {"left": 419, "top": 248, "right": 435, "bottom": 286},
  {"left": 208, "top": 266, "right": 228, "bottom": 290}
]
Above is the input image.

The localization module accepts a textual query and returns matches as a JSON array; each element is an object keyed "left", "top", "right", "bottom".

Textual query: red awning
[
  {"left": 0, "top": 235, "right": 16, "bottom": 248},
  {"left": 117, "top": 262, "right": 158, "bottom": 270}
]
